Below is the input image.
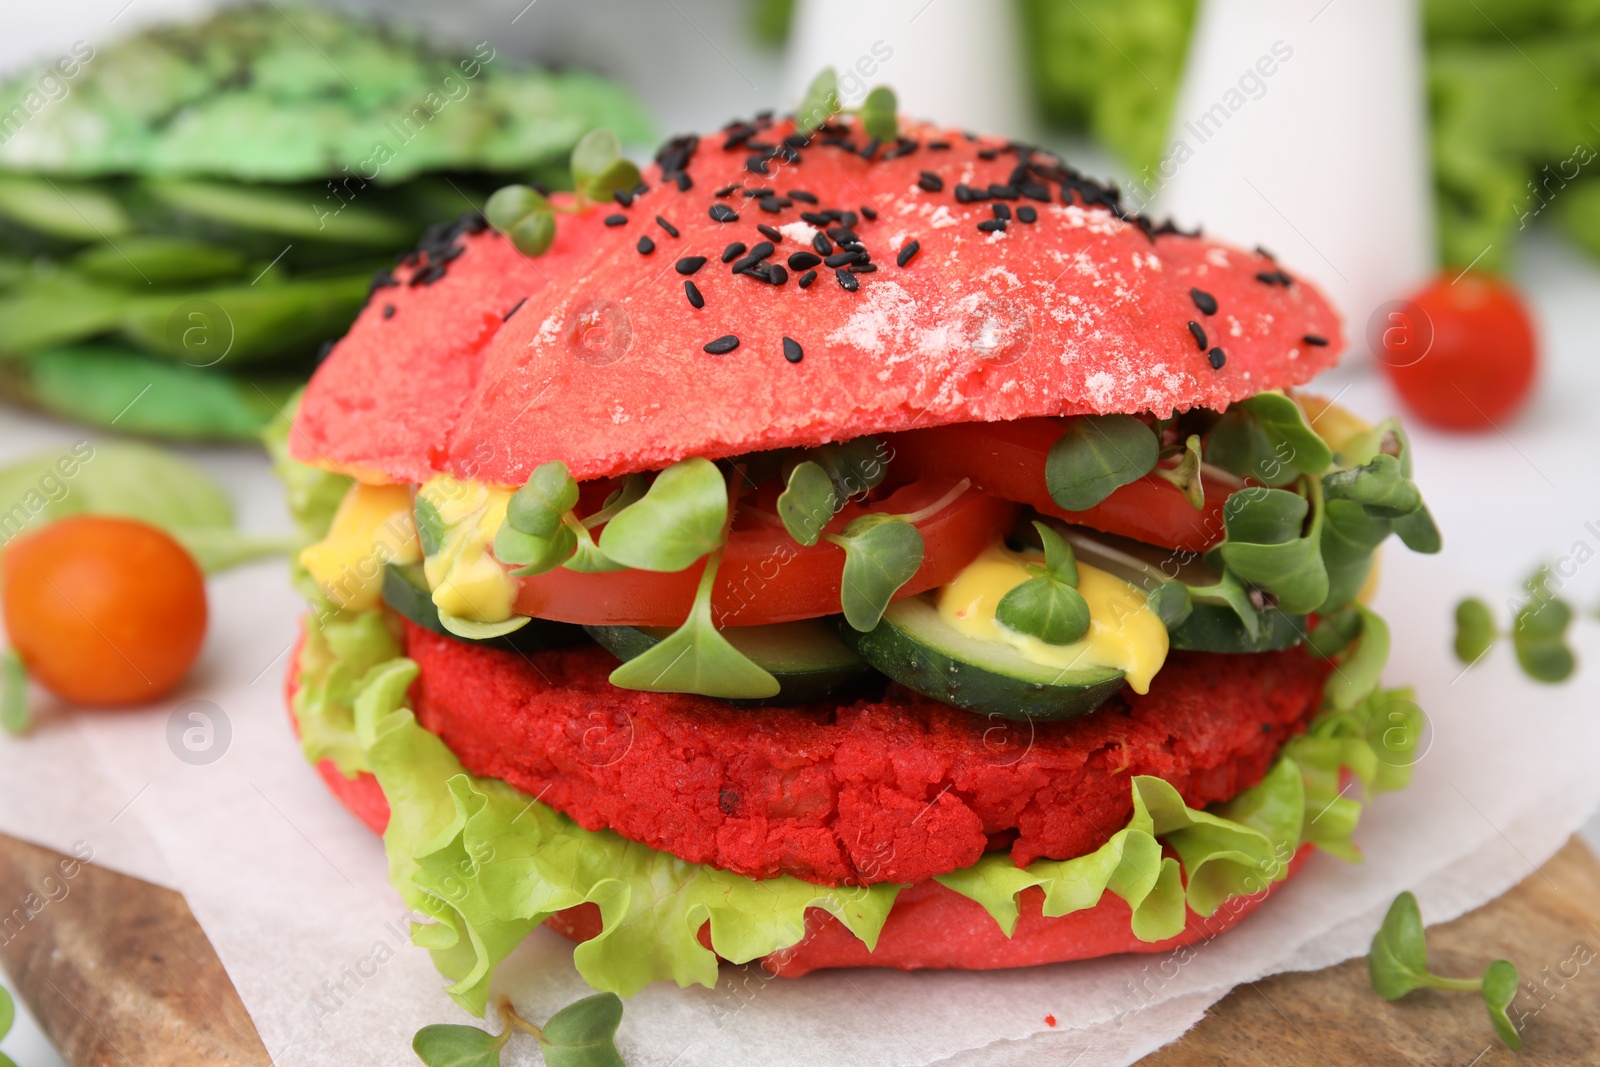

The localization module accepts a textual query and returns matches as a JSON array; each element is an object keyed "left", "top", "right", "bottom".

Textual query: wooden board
[{"left": 1, "top": 831, "right": 1597, "bottom": 1065}]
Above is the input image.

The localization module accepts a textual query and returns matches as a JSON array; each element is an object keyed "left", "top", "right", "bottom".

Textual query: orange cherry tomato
[
  {"left": 3, "top": 516, "right": 207, "bottom": 706},
  {"left": 1376, "top": 272, "right": 1537, "bottom": 431}
]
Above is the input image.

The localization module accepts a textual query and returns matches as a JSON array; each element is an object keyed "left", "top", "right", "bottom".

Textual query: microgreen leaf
[
  {"left": 996, "top": 578, "right": 1091, "bottom": 645},
  {"left": 1045, "top": 415, "right": 1161, "bottom": 511},
  {"left": 829, "top": 516, "right": 925, "bottom": 631},
  {"left": 1032, "top": 520, "right": 1079, "bottom": 583},
  {"left": 561, "top": 516, "right": 628, "bottom": 574},
  {"left": 540, "top": 992, "right": 626, "bottom": 1067},
  {"left": 1146, "top": 582, "right": 1193, "bottom": 628},
  {"left": 414, "top": 496, "right": 446, "bottom": 557},
  {"left": 808, "top": 438, "right": 889, "bottom": 500},
  {"left": 795, "top": 68, "right": 842, "bottom": 135},
  {"left": 1307, "top": 607, "right": 1363, "bottom": 659},
  {"left": 1512, "top": 597, "right": 1576, "bottom": 683},
  {"left": 508, "top": 461, "right": 580, "bottom": 538},
  {"left": 1482, "top": 959, "right": 1523, "bottom": 1051},
  {"left": 1368, "top": 891, "right": 1432, "bottom": 1000},
  {"left": 589, "top": 475, "right": 649, "bottom": 525},
  {"left": 494, "top": 521, "right": 577, "bottom": 577},
  {"left": 439, "top": 614, "right": 533, "bottom": 641},
  {"left": 570, "top": 128, "right": 643, "bottom": 205},
  {"left": 598, "top": 458, "right": 728, "bottom": 572},
  {"left": 412, "top": 1022, "right": 507, "bottom": 1067},
  {"left": 608, "top": 548, "right": 780, "bottom": 699},
  {"left": 860, "top": 85, "right": 899, "bottom": 142},
  {"left": 1392, "top": 504, "right": 1443, "bottom": 554},
  {"left": 1318, "top": 498, "right": 1390, "bottom": 612},
  {"left": 1323, "top": 454, "right": 1422, "bottom": 517},
  {"left": 1154, "top": 434, "right": 1205, "bottom": 510},
  {"left": 0, "top": 978, "right": 14, "bottom": 1041},
  {"left": 1453, "top": 598, "right": 1497, "bottom": 664},
  {"left": 1184, "top": 570, "right": 1263, "bottom": 641},
  {"left": 484, "top": 184, "right": 555, "bottom": 258},
  {"left": 776, "top": 461, "right": 838, "bottom": 546},
  {"left": 1214, "top": 482, "right": 1329, "bottom": 615},
  {"left": 1, "top": 649, "right": 29, "bottom": 737},
  {"left": 1206, "top": 392, "right": 1332, "bottom": 486}
]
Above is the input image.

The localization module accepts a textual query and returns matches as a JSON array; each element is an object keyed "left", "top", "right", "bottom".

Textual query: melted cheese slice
[
  {"left": 417, "top": 475, "right": 518, "bottom": 623},
  {"left": 937, "top": 545, "right": 1169, "bottom": 693},
  {"left": 298, "top": 483, "right": 422, "bottom": 611}
]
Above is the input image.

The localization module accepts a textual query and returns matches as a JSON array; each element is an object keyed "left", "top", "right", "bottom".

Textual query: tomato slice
[
  {"left": 885, "top": 419, "right": 1227, "bottom": 554},
  {"left": 513, "top": 481, "right": 1016, "bottom": 627}
]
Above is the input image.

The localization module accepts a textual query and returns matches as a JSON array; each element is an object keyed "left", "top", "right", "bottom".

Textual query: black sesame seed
[
  {"left": 1016, "top": 205, "right": 1038, "bottom": 224},
  {"left": 836, "top": 268, "right": 859, "bottom": 291},
  {"left": 637, "top": 235, "right": 655, "bottom": 255},
  {"left": 501, "top": 298, "right": 525, "bottom": 321},
  {"left": 604, "top": 214, "right": 627, "bottom": 227},
  {"left": 989, "top": 183, "right": 1019, "bottom": 200},
  {"left": 767, "top": 264, "right": 789, "bottom": 285},
  {"left": 812, "top": 233, "right": 834, "bottom": 255},
  {"left": 1186, "top": 321, "right": 1208, "bottom": 350},
  {"left": 788, "top": 251, "right": 822, "bottom": 270},
  {"left": 613, "top": 190, "right": 635, "bottom": 208},
  {"left": 798, "top": 269, "right": 818, "bottom": 288},
  {"left": 992, "top": 203, "right": 1012, "bottom": 221},
  {"left": 782, "top": 337, "right": 803, "bottom": 363},
  {"left": 977, "top": 148, "right": 999, "bottom": 161},
  {"left": 788, "top": 189, "right": 819, "bottom": 204},
  {"left": 675, "top": 172, "right": 693, "bottom": 192},
  {"left": 1303, "top": 334, "right": 1330, "bottom": 347},
  {"left": 897, "top": 240, "right": 921, "bottom": 268},
  {"left": 824, "top": 251, "right": 860, "bottom": 268},
  {"left": 656, "top": 216, "right": 680, "bottom": 238},
  {"left": 1208, "top": 347, "right": 1227, "bottom": 370},
  {"left": 1020, "top": 182, "right": 1052, "bottom": 202},
  {"left": 741, "top": 187, "right": 775, "bottom": 200},
  {"left": 721, "top": 242, "right": 747, "bottom": 263},
  {"left": 759, "top": 196, "right": 784, "bottom": 214},
  {"left": 800, "top": 211, "right": 832, "bottom": 227},
  {"left": 685, "top": 280, "right": 705, "bottom": 308},
  {"left": 827, "top": 227, "right": 859, "bottom": 245},
  {"left": 410, "top": 263, "right": 446, "bottom": 286},
  {"left": 676, "top": 256, "right": 707, "bottom": 275},
  {"left": 757, "top": 223, "right": 784, "bottom": 243},
  {"left": 976, "top": 219, "right": 1007, "bottom": 233},
  {"left": 748, "top": 240, "right": 776, "bottom": 260},
  {"left": 715, "top": 183, "right": 738, "bottom": 197},
  {"left": 746, "top": 155, "right": 771, "bottom": 175},
  {"left": 1190, "top": 288, "right": 1218, "bottom": 315},
  {"left": 383, "top": 304, "right": 397, "bottom": 319},
  {"left": 918, "top": 171, "right": 944, "bottom": 193},
  {"left": 705, "top": 335, "right": 740, "bottom": 354},
  {"left": 849, "top": 263, "right": 877, "bottom": 273},
  {"left": 709, "top": 204, "right": 739, "bottom": 223},
  {"left": 861, "top": 138, "right": 880, "bottom": 160},
  {"left": 928, "top": 140, "right": 951, "bottom": 150},
  {"left": 839, "top": 210, "right": 859, "bottom": 228},
  {"left": 860, "top": 204, "right": 878, "bottom": 221}
]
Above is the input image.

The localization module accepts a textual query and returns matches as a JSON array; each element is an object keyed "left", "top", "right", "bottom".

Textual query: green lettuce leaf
[{"left": 290, "top": 597, "right": 1421, "bottom": 1011}]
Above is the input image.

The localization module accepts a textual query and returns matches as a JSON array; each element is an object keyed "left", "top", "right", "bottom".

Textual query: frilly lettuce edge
[{"left": 290, "top": 605, "right": 1421, "bottom": 1013}]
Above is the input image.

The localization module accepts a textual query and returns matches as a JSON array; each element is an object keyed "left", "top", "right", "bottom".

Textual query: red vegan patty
[{"left": 402, "top": 621, "right": 1330, "bottom": 886}]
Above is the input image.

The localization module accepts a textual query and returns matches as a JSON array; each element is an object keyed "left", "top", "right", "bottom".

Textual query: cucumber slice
[
  {"left": 586, "top": 619, "right": 871, "bottom": 707},
  {"left": 838, "top": 594, "right": 1126, "bottom": 721},
  {"left": 1053, "top": 526, "right": 1306, "bottom": 654},
  {"left": 382, "top": 563, "right": 581, "bottom": 653}
]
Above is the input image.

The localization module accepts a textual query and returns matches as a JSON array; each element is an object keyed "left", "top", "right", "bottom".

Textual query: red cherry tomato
[
  {"left": 1375, "top": 272, "right": 1537, "bottom": 430},
  {"left": 514, "top": 480, "right": 1015, "bottom": 627},
  {"left": 3, "top": 517, "right": 207, "bottom": 706},
  {"left": 886, "top": 418, "right": 1229, "bottom": 554}
]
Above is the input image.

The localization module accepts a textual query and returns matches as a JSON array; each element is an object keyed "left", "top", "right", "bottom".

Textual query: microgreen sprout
[
  {"left": 412, "top": 992, "right": 626, "bottom": 1067},
  {"left": 1153, "top": 433, "right": 1205, "bottom": 510},
  {"left": 484, "top": 184, "right": 556, "bottom": 258},
  {"left": 995, "top": 521, "right": 1091, "bottom": 645},
  {"left": 794, "top": 67, "right": 898, "bottom": 140},
  {"left": 1368, "top": 891, "right": 1522, "bottom": 1051},
  {"left": 1, "top": 650, "right": 28, "bottom": 737},
  {"left": 823, "top": 479, "right": 970, "bottom": 631},
  {"left": 569, "top": 128, "right": 643, "bottom": 206},
  {"left": 486, "top": 127, "right": 641, "bottom": 258},
  {"left": 1451, "top": 569, "right": 1578, "bottom": 684},
  {"left": 860, "top": 85, "right": 899, "bottom": 142}
]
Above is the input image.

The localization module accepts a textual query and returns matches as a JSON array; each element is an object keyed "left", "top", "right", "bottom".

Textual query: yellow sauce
[
  {"left": 937, "top": 546, "right": 1169, "bottom": 693},
  {"left": 298, "top": 483, "right": 422, "bottom": 611},
  {"left": 416, "top": 475, "right": 518, "bottom": 623}
]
